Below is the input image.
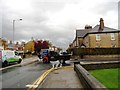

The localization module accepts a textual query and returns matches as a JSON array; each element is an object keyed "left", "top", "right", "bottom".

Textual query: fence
[{"left": 68, "top": 48, "right": 120, "bottom": 55}]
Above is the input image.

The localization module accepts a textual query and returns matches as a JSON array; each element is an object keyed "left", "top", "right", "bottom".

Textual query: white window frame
[
  {"left": 96, "top": 34, "right": 101, "bottom": 41},
  {"left": 96, "top": 45, "right": 100, "bottom": 48},
  {"left": 111, "top": 33, "right": 115, "bottom": 40}
]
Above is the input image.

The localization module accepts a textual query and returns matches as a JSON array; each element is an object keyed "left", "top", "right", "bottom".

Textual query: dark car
[
  {"left": 48, "top": 51, "right": 60, "bottom": 61},
  {"left": 59, "top": 52, "right": 71, "bottom": 64}
]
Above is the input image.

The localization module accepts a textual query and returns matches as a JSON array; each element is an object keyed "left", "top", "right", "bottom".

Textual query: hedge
[{"left": 68, "top": 48, "right": 120, "bottom": 55}]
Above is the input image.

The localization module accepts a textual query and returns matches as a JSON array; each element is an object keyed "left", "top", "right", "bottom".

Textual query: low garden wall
[
  {"left": 74, "top": 61, "right": 120, "bottom": 89},
  {"left": 81, "top": 61, "right": 120, "bottom": 70},
  {"left": 74, "top": 64, "right": 107, "bottom": 89}
]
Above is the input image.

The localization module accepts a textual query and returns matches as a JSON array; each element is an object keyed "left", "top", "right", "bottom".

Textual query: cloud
[{"left": 1, "top": 0, "right": 119, "bottom": 49}]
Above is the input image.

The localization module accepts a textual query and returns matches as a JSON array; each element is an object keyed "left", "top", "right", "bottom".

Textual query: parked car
[
  {"left": 0, "top": 50, "right": 22, "bottom": 67},
  {"left": 59, "top": 52, "right": 71, "bottom": 64}
]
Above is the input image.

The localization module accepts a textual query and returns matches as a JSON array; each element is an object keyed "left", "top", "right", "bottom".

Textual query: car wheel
[
  {"left": 18, "top": 59, "right": 22, "bottom": 64},
  {"left": 3, "top": 61, "right": 8, "bottom": 67}
]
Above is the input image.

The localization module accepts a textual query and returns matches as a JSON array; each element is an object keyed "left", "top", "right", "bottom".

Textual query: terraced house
[{"left": 70, "top": 18, "right": 120, "bottom": 48}]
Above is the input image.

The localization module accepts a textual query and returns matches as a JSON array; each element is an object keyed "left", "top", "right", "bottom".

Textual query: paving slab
[{"left": 40, "top": 67, "right": 83, "bottom": 88}]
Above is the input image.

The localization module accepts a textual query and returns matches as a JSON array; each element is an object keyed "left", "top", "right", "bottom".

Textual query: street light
[{"left": 13, "top": 19, "right": 22, "bottom": 43}]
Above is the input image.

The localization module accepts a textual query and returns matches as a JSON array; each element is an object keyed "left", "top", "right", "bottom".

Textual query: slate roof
[
  {"left": 76, "top": 25, "right": 120, "bottom": 38},
  {"left": 83, "top": 25, "right": 120, "bottom": 38},
  {"left": 90, "top": 25, "right": 120, "bottom": 33},
  {"left": 76, "top": 29, "right": 91, "bottom": 38}
]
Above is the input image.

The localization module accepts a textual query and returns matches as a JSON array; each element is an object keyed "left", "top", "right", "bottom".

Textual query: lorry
[
  {"left": 39, "top": 49, "right": 71, "bottom": 64},
  {"left": 0, "top": 50, "right": 22, "bottom": 67}
]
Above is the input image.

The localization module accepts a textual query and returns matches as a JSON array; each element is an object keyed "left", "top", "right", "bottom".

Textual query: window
[
  {"left": 111, "top": 44, "right": 116, "bottom": 48},
  {"left": 96, "top": 34, "right": 101, "bottom": 41},
  {"left": 111, "top": 33, "right": 115, "bottom": 40},
  {"left": 96, "top": 45, "right": 100, "bottom": 48}
]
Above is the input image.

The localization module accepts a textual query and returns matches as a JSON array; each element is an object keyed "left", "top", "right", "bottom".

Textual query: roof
[
  {"left": 90, "top": 25, "right": 120, "bottom": 33},
  {"left": 76, "top": 29, "right": 91, "bottom": 38},
  {"left": 83, "top": 25, "right": 120, "bottom": 38}
]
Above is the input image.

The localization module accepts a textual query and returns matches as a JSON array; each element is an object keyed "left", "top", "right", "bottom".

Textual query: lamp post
[{"left": 13, "top": 19, "right": 22, "bottom": 43}]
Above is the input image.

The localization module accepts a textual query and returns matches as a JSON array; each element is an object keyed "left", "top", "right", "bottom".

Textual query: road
[
  {"left": 1, "top": 57, "right": 51, "bottom": 89},
  {"left": 1, "top": 57, "right": 118, "bottom": 89}
]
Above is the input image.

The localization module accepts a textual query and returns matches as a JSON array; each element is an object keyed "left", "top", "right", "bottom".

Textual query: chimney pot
[{"left": 85, "top": 25, "right": 92, "bottom": 29}]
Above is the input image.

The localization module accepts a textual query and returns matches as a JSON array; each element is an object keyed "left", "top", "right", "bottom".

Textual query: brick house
[
  {"left": 83, "top": 18, "right": 120, "bottom": 48},
  {"left": 70, "top": 25, "right": 92, "bottom": 48},
  {"left": 24, "top": 40, "right": 34, "bottom": 53},
  {"left": 70, "top": 18, "right": 120, "bottom": 48}
]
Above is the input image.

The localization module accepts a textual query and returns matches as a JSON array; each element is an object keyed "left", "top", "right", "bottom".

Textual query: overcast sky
[{"left": 0, "top": 0, "right": 119, "bottom": 49}]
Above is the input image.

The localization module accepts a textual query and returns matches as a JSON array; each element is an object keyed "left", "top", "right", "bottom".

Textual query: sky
[{"left": 0, "top": 0, "right": 119, "bottom": 50}]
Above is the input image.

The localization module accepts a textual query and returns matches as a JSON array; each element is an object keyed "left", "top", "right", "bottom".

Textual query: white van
[{"left": 0, "top": 50, "right": 22, "bottom": 67}]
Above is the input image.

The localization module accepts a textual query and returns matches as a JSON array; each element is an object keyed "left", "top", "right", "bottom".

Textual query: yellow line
[{"left": 27, "top": 66, "right": 73, "bottom": 90}]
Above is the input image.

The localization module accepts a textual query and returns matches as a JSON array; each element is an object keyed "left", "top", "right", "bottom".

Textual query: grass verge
[{"left": 89, "top": 68, "right": 119, "bottom": 90}]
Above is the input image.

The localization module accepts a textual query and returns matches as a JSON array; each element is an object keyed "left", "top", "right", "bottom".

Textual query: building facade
[
  {"left": 71, "top": 25, "right": 92, "bottom": 48},
  {"left": 70, "top": 18, "right": 120, "bottom": 48},
  {"left": 24, "top": 40, "right": 34, "bottom": 53},
  {"left": 83, "top": 31, "right": 120, "bottom": 48}
]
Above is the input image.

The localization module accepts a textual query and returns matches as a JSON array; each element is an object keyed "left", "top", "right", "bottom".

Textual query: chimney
[
  {"left": 99, "top": 18, "right": 104, "bottom": 31},
  {"left": 85, "top": 25, "right": 92, "bottom": 29}
]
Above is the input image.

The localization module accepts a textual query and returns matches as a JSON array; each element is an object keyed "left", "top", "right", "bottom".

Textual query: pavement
[
  {"left": 39, "top": 66, "right": 83, "bottom": 88},
  {"left": 21, "top": 56, "right": 38, "bottom": 65},
  {"left": 0, "top": 56, "right": 38, "bottom": 71}
]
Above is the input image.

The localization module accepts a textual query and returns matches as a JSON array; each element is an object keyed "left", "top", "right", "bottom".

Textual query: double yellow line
[{"left": 27, "top": 66, "right": 73, "bottom": 90}]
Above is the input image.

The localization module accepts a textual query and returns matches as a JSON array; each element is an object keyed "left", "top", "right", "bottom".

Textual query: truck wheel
[
  {"left": 18, "top": 59, "right": 22, "bottom": 64},
  {"left": 43, "top": 59, "right": 46, "bottom": 63},
  {"left": 3, "top": 61, "right": 8, "bottom": 67}
]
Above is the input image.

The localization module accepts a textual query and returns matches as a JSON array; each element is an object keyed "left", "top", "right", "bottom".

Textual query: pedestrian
[
  {"left": 50, "top": 60, "right": 60, "bottom": 69},
  {"left": 59, "top": 59, "right": 63, "bottom": 67},
  {"left": 49, "top": 51, "right": 60, "bottom": 69},
  {"left": 49, "top": 55, "right": 60, "bottom": 69},
  {"left": 37, "top": 52, "right": 42, "bottom": 62}
]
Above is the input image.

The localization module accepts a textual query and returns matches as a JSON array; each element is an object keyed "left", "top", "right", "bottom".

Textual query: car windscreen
[{"left": 49, "top": 51, "right": 59, "bottom": 56}]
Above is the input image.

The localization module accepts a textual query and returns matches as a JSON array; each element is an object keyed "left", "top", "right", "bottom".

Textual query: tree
[
  {"left": 42, "top": 40, "right": 49, "bottom": 49},
  {"left": 34, "top": 40, "right": 52, "bottom": 54},
  {"left": 34, "top": 40, "right": 42, "bottom": 53}
]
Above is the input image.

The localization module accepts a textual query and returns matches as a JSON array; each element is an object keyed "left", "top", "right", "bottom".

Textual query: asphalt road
[
  {"left": 1, "top": 57, "right": 117, "bottom": 89},
  {"left": 1, "top": 61, "right": 51, "bottom": 89}
]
